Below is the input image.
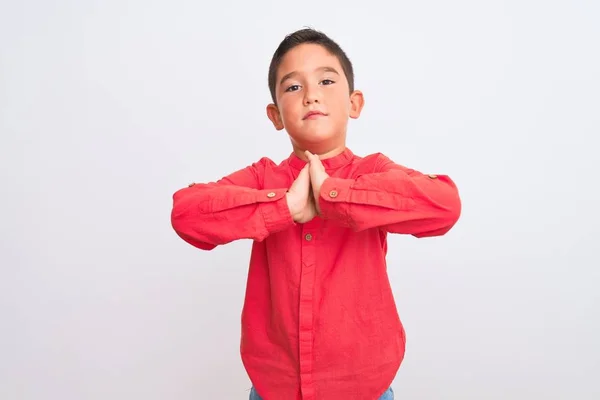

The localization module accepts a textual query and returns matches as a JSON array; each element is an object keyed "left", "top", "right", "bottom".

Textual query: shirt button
[
  {"left": 266, "top": 192, "right": 276, "bottom": 198},
  {"left": 304, "top": 233, "right": 313, "bottom": 241},
  {"left": 329, "top": 190, "right": 338, "bottom": 198},
  {"left": 428, "top": 174, "right": 437, "bottom": 179}
]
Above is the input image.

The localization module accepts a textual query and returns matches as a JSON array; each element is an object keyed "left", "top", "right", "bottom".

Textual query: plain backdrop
[{"left": 1, "top": 0, "right": 599, "bottom": 399}]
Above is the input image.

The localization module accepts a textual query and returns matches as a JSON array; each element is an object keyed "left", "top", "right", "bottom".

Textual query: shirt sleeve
[
  {"left": 171, "top": 158, "right": 295, "bottom": 250},
  {"left": 317, "top": 154, "right": 461, "bottom": 237}
]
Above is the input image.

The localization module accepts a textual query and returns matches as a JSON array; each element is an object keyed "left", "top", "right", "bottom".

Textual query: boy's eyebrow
[{"left": 279, "top": 66, "right": 340, "bottom": 86}]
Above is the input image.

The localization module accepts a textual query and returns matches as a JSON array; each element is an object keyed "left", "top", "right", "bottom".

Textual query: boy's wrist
[{"left": 285, "top": 192, "right": 301, "bottom": 222}]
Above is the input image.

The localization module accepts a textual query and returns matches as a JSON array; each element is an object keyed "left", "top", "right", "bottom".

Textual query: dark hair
[{"left": 268, "top": 28, "right": 354, "bottom": 104}]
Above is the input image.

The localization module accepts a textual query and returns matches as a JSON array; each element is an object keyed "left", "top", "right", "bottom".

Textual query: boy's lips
[{"left": 303, "top": 110, "right": 327, "bottom": 120}]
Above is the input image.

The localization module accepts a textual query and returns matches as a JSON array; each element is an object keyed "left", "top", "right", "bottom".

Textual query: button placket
[{"left": 298, "top": 224, "right": 317, "bottom": 399}]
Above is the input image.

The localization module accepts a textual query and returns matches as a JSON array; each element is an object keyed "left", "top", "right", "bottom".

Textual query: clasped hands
[{"left": 285, "top": 151, "right": 329, "bottom": 223}]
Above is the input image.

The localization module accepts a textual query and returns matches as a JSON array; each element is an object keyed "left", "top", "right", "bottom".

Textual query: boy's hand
[
  {"left": 305, "top": 151, "right": 330, "bottom": 214},
  {"left": 286, "top": 164, "right": 317, "bottom": 223}
]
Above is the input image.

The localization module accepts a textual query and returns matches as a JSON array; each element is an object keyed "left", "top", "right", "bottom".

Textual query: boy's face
[{"left": 266, "top": 43, "right": 364, "bottom": 154}]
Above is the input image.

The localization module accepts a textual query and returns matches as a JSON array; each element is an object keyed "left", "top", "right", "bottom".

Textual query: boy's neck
[{"left": 293, "top": 144, "right": 347, "bottom": 161}]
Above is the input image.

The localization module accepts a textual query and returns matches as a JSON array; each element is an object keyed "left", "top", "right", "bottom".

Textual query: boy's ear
[
  {"left": 349, "top": 90, "right": 365, "bottom": 119},
  {"left": 266, "top": 103, "right": 285, "bottom": 130}
]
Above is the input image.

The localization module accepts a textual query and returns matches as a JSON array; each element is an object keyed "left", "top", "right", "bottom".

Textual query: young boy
[{"left": 171, "top": 28, "right": 461, "bottom": 400}]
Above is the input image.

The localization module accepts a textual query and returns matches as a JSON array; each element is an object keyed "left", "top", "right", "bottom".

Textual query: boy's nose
[
  {"left": 303, "top": 96, "right": 320, "bottom": 106},
  {"left": 303, "top": 86, "right": 321, "bottom": 105}
]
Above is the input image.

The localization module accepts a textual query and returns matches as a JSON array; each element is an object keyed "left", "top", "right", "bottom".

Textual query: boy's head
[{"left": 266, "top": 28, "right": 364, "bottom": 155}]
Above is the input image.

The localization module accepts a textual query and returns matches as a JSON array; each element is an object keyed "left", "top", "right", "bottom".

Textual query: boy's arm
[
  {"left": 317, "top": 154, "right": 461, "bottom": 237},
  {"left": 171, "top": 158, "right": 294, "bottom": 250}
]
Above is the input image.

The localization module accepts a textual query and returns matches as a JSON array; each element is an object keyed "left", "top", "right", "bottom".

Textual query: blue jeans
[{"left": 249, "top": 387, "right": 394, "bottom": 399}]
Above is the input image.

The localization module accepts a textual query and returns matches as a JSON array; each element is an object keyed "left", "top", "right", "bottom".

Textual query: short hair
[{"left": 267, "top": 28, "right": 355, "bottom": 104}]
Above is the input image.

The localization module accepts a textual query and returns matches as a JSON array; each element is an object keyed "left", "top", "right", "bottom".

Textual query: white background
[{"left": 1, "top": 0, "right": 599, "bottom": 399}]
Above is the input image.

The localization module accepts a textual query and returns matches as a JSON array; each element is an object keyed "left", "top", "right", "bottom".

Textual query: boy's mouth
[{"left": 303, "top": 110, "right": 327, "bottom": 120}]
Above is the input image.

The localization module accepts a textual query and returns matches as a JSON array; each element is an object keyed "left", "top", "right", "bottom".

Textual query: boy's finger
[
  {"left": 300, "top": 165, "right": 310, "bottom": 180},
  {"left": 307, "top": 152, "right": 322, "bottom": 166}
]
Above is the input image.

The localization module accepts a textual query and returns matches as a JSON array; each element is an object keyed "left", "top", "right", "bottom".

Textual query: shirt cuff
[
  {"left": 259, "top": 189, "right": 295, "bottom": 235},
  {"left": 318, "top": 177, "right": 354, "bottom": 224}
]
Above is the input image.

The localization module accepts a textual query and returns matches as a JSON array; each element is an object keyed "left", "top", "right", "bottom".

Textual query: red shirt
[{"left": 171, "top": 148, "right": 461, "bottom": 400}]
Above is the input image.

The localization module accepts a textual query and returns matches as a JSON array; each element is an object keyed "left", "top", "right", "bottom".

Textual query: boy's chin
[
  {"left": 290, "top": 131, "right": 341, "bottom": 144},
  {"left": 288, "top": 125, "right": 343, "bottom": 139}
]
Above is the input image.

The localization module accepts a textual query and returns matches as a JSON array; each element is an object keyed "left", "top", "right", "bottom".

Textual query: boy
[{"left": 171, "top": 28, "right": 461, "bottom": 400}]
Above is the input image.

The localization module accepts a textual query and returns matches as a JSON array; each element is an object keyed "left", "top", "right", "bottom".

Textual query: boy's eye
[
  {"left": 285, "top": 85, "right": 301, "bottom": 92},
  {"left": 321, "top": 79, "right": 335, "bottom": 85}
]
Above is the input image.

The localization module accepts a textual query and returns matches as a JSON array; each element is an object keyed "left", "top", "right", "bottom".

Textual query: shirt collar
[{"left": 288, "top": 147, "right": 355, "bottom": 171}]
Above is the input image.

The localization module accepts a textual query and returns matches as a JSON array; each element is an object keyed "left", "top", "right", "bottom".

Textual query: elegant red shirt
[{"left": 171, "top": 148, "right": 461, "bottom": 400}]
